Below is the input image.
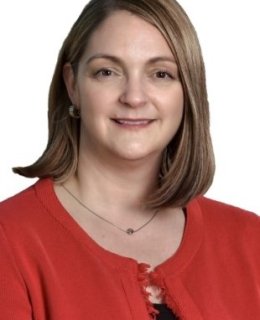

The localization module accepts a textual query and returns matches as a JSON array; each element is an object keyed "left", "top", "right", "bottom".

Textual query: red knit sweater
[{"left": 0, "top": 178, "right": 259, "bottom": 319}]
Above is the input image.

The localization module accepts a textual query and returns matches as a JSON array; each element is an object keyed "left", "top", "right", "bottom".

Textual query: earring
[{"left": 68, "top": 105, "right": 80, "bottom": 119}]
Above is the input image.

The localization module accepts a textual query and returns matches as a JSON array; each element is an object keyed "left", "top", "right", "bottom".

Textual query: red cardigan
[{"left": 0, "top": 178, "right": 259, "bottom": 319}]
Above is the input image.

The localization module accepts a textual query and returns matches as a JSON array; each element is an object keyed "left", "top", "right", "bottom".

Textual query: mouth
[{"left": 111, "top": 118, "right": 155, "bottom": 128}]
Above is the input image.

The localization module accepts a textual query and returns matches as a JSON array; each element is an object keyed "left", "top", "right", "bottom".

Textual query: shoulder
[
  {"left": 191, "top": 196, "right": 260, "bottom": 248},
  {"left": 196, "top": 196, "right": 259, "bottom": 225},
  {"left": 0, "top": 179, "right": 47, "bottom": 227},
  {"left": 0, "top": 179, "right": 57, "bottom": 255},
  {"left": 0, "top": 185, "right": 35, "bottom": 217}
]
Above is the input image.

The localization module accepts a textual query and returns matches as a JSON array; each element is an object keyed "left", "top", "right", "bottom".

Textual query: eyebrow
[{"left": 85, "top": 53, "right": 177, "bottom": 65}]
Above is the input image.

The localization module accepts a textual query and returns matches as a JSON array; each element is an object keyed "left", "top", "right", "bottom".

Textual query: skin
[
  {"left": 64, "top": 10, "right": 183, "bottom": 171},
  {"left": 59, "top": 10, "right": 185, "bottom": 302}
]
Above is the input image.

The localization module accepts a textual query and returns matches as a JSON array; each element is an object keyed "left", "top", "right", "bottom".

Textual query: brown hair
[{"left": 13, "top": 0, "right": 215, "bottom": 208}]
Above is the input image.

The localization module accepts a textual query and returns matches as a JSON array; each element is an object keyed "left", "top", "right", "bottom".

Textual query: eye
[
  {"left": 95, "top": 68, "right": 113, "bottom": 77},
  {"left": 155, "top": 71, "right": 173, "bottom": 79}
]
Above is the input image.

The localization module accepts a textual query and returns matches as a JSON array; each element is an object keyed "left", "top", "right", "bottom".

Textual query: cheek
[
  {"left": 162, "top": 87, "right": 184, "bottom": 121},
  {"left": 78, "top": 82, "right": 117, "bottom": 114},
  {"left": 78, "top": 90, "right": 104, "bottom": 118}
]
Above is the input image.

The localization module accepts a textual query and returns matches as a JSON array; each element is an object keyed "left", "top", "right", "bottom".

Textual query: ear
[{"left": 63, "top": 63, "right": 79, "bottom": 106}]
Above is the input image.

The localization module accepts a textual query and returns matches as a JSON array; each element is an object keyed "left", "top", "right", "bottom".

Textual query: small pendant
[{"left": 126, "top": 228, "right": 135, "bottom": 235}]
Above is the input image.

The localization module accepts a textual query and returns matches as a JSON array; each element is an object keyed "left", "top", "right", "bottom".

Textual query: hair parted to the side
[{"left": 13, "top": 0, "right": 215, "bottom": 209}]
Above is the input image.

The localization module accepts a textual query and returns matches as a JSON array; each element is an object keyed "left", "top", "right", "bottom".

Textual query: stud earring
[{"left": 68, "top": 105, "right": 80, "bottom": 119}]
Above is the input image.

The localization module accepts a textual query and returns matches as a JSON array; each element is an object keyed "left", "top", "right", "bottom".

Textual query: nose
[{"left": 119, "top": 77, "right": 148, "bottom": 108}]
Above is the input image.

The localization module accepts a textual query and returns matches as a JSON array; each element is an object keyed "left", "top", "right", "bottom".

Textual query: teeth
[{"left": 115, "top": 120, "right": 151, "bottom": 125}]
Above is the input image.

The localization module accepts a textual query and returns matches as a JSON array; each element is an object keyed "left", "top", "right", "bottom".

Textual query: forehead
[{"left": 83, "top": 10, "right": 174, "bottom": 61}]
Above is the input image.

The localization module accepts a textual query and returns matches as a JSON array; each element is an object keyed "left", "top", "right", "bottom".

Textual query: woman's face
[{"left": 64, "top": 10, "right": 184, "bottom": 164}]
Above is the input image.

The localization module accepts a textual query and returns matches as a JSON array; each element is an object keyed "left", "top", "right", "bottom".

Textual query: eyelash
[
  {"left": 154, "top": 71, "right": 174, "bottom": 79},
  {"left": 94, "top": 68, "right": 114, "bottom": 77},
  {"left": 93, "top": 68, "right": 175, "bottom": 80}
]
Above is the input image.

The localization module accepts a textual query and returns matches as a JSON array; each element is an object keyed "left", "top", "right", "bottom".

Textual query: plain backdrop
[{"left": 0, "top": 1, "right": 259, "bottom": 213}]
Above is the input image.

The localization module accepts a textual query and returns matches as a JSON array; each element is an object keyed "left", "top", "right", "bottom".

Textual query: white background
[{"left": 0, "top": 1, "right": 259, "bottom": 213}]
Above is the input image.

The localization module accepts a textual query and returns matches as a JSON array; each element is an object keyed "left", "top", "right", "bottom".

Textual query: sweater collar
[{"left": 35, "top": 178, "right": 203, "bottom": 276}]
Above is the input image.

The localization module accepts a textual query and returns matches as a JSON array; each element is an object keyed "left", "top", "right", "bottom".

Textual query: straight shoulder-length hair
[{"left": 13, "top": 0, "right": 215, "bottom": 209}]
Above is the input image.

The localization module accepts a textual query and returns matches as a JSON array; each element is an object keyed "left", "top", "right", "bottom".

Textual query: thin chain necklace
[{"left": 61, "top": 184, "right": 159, "bottom": 235}]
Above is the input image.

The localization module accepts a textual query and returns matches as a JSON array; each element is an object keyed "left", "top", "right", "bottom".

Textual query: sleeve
[{"left": 0, "top": 224, "right": 33, "bottom": 319}]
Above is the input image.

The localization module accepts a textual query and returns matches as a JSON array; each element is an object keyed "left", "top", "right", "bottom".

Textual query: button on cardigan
[{"left": 0, "top": 178, "right": 260, "bottom": 319}]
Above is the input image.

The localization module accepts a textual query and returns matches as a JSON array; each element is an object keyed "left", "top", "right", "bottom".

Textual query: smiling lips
[{"left": 112, "top": 119, "right": 155, "bottom": 128}]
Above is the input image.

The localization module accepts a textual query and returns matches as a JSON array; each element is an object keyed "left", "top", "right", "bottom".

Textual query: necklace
[{"left": 61, "top": 184, "right": 159, "bottom": 235}]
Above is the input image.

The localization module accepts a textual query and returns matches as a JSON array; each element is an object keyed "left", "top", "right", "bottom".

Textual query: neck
[{"left": 66, "top": 150, "right": 161, "bottom": 214}]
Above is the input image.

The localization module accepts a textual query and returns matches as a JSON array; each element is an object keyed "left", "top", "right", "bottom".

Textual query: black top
[{"left": 154, "top": 304, "right": 178, "bottom": 320}]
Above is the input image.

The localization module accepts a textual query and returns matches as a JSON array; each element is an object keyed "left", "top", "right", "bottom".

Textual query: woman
[{"left": 0, "top": 0, "right": 259, "bottom": 319}]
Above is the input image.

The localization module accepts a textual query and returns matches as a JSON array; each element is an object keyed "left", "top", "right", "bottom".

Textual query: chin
[{"left": 112, "top": 147, "right": 162, "bottom": 163}]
